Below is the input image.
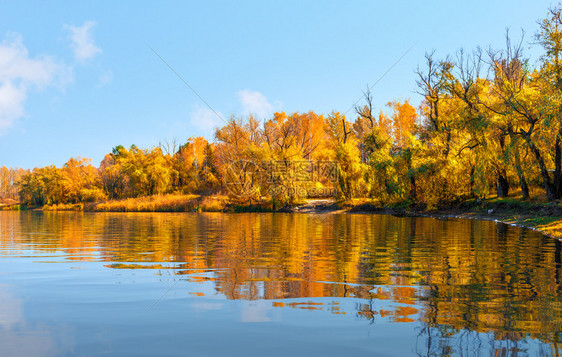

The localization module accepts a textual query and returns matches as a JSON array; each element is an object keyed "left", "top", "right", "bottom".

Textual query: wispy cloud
[
  {"left": 97, "top": 69, "right": 113, "bottom": 88},
  {"left": 65, "top": 21, "right": 102, "bottom": 63},
  {"left": 0, "top": 33, "right": 70, "bottom": 133},
  {"left": 238, "top": 89, "right": 274, "bottom": 119},
  {"left": 190, "top": 104, "right": 223, "bottom": 136}
]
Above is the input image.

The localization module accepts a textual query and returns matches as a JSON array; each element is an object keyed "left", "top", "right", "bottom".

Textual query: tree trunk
[
  {"left": 555, "top": 129, "right": 562, "bottom": 199},
  {"left": 513, "top": 145, "right": 530, "bottom": 200},
  {"left": 469, "top": 165, "right": 476, "bottom": 198},
  {"left": 508, "top": 132, "right": 530, "bottom": 200},
  {"left": 520, "top": 174, "right": 530, "bottom": 200},
  {"left": 409, "top": 175, "right": 417, "bottom": 202},
  {"left": 405, "top": 148, "right": 416, "bottom": 203},
  {"left": 524, "top": 134, "right": 556, "bottom": 200},
  {"left": 496, "top": 171, "right": 510, "bottom": 198},
  {"left": 515, "top": 153, "right": 529, "bottom": 200}
]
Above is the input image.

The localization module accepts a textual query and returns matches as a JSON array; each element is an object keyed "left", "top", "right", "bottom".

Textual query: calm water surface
[{"left": 0, "top": 211, "right": 561, "bottom": 356}]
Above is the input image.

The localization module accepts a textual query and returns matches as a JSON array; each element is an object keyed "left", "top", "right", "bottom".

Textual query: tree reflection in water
[{"left": 1, "top": 211, "right": 561, "bottom": 355}]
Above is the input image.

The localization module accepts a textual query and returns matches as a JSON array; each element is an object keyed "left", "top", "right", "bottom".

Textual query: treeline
[
  {"left": 6, "top": 5, "right": 562, "bottom": 208},
  {"left": 0, "top": 167, "right": 25, "bottom": 200},
  {"left": 14, "top": 138, "right": 222, "bottom": 206}
]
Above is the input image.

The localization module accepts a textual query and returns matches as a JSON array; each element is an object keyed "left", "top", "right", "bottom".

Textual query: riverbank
[
  {"left": 341, "top": 197, "right": 562, "bottom": 241},
  {"left": 39, "top": 194, "right": 272, "bottom": 213},
  {"left": 3, "top": 194, "right": 562, "bottom": 240},
  {"left": 267, "top": 197, "right": 562, "bottom": 240}
]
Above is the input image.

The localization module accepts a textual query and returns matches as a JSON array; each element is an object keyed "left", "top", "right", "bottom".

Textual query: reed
[
  {"left": 43, "top": 203, "right": 83, "bottom": 211},
  {"left": 91, "top": 194, "right": 230, "bottom": 212}
]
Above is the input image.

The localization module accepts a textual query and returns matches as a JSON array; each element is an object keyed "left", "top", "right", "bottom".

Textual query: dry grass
[
  {"left": 91, "top": 194, "right": 230, "bottom": 212},
  {"left": 0, "top": 198, "right": 22, "bottom": 210},
  {"left": 198, "top": 196, "right": 230, "bottom": 212},
  {"left": 43, "top": 203, "right": 83, "bottom": 211},
  {"left": 0, "top": 204, "right": 21, "bottom": 211},
  {"left": 534, "top": 219, "right": 562, "bottom": 240}
]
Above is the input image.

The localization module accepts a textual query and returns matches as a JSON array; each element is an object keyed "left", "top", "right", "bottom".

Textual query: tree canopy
[{"left": 7, "top": 4, "right": 562, "bottom": 208}]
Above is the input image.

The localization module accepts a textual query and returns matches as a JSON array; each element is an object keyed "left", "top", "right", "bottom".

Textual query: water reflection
[
  {"left": 0, "top": 284, "right": 73, "bottom": 356},
  {"left": 1, "top": 211, "right": 561, "bottom": 356}
]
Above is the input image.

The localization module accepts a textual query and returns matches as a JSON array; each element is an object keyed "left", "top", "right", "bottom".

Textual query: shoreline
[
  {"left": 341, "top": 201, "right": 562, "bottom": 241},
  {"left": 352, "top": 210, "right": 562, "bottom": 242},
  {"left": 3, "top": 195, "right": 562, "bottom": 240}
]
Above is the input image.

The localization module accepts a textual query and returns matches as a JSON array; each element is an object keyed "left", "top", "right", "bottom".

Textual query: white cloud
[
  {"left": 240, "top": 300, "right": 271, "bottom": 323},
  {"left": 65, "top": 21, "right": 102, "bottom": 63},
  {"left": 0, "top": 33, "right": 70, "bottom": 133},
  {"left": 189, "top": 104, "right": 224, "bottom": 136},
  {"left": 96, "top": 69, "right": 113, "bottom": 88},
  {"left": 0, "top": 82, "right": 25, "bottom": 131},
  {"left": 238, "top": 89, "right": 273, "bottom": 119}
]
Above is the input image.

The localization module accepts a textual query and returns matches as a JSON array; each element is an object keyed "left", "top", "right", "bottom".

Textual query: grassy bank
[
  {"left": 0, "top": 198, "right": 21, "bottom": 211},
  {"left": 5, "top": 194, "right": 274, "bottom": 212},
  {"left": 89, "top": 194, "right": 232, "bottom": 212},
  {"left": 5, "top": 193, "right": 562, "bottom": 240},
  {"left": 78, "top": 194, "right": 269, "bottom": 213},
  {"left": 342, "top": 196, "right": 562, "bottom": 240}
]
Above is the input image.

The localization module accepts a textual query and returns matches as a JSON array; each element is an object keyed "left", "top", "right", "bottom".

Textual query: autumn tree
[
  {"left": 19, "top": 166, "right": 66, "bottom": 205},
  {"left": 62, "top": 157, "right": 106, "bottom": 202},
  {"left": 0, "top": 167, "right": 25, "bottom": 200},
  {"left": 535, "top": 4, "right": 562, "bottom": 198},
  {"left": 486, "top": 32, "right": 561, "bottom": 200}
]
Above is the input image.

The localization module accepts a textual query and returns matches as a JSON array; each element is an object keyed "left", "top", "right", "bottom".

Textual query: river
[{"left": 0, "top": 211, "right": 560, "bottom": 356}]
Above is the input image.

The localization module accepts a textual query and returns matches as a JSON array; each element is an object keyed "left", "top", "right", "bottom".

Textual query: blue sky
[{"left": 0, "top": 0, "right": 556, "bottom": 168}]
